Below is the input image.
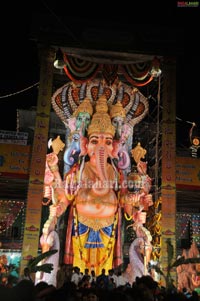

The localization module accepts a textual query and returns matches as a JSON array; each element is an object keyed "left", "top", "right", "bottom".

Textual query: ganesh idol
[{"left": 42, "top": 95, "right": 152, "bottom": 276}]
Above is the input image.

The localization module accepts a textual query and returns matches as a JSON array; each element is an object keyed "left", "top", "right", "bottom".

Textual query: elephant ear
[
  {"left": 112, "top": 140, "right": 120, "bottom": 159},
  {"left": 80, "top": 136, "right": 88, "bottom": 156},
  {"left": 67, "top": 117, "right": 76, "bottom": 132}
]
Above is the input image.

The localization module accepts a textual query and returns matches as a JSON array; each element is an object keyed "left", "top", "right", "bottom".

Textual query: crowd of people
[{"left": 1, "top": 264, "right": 200, "bottom": 301}]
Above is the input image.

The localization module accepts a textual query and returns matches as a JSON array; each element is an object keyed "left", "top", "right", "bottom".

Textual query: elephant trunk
[
  {"left": 92, "top": 145, "right": 110, "bottom": 196},
  {"left": 63, "top": 133, "right": 81, "bottom": 166},
  {"left": 64, "top": 147, "right": 75, "bottom": 166},
  {"left": 118, "top": 148, "right": 131, "bottom": 170},
  {"left": 115, "top": 124, "right": 122, "bottom": 140}
]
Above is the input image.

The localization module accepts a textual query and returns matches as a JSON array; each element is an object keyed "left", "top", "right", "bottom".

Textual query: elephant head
[
  {"left": 75, "top": 112, "right": 91, "bottom": 136},
  {"left": 111, "top": 115, "right": 125, "bottom": 140},
  {"left": 81, "top": 133, "right": 119, "bottom": 196},
  {"left": 73, "top": 97, "right": 93, "bottom": 136},
  {"left": 63, "top": 132, "right": 81, "bottom": 167},
  {"left": 80, "top": 135, "right": 119, "bottom": 159}
]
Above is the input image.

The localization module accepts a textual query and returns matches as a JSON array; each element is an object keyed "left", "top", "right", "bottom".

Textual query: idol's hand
[
  {"left": 49, "top": 204, "right": 58, "bottom": 217},
  {"left": 129, "top": 191, "right": 146, "bottom": 207},
  {"left": 141, "top": 193, "right": 153, "bottom": 210},
  {"left": 132, "top": 210, "right": 146, "bottom": 224},
  {"left": 46, "top": 152, "right": 59, "bottom": 168},
  {"left": 49, "top": 202, "right": 67, "bottom": 218}
]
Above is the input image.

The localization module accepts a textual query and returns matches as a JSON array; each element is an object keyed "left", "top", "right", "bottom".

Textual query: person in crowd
[
  {"left": 89, "top": 270, "right": 97, "bottom": 287},
  {"left": 18, "top": 267, "right": 33, "bottom": 283},
  {"left": 71, "top": 266, "right": 83, "bottom": 287},
  {"left": 96, "top": 268, "right": 109, "bottom": 289},
  {"left": 108, "top": 269, "right": 118, "bottom": 287}
]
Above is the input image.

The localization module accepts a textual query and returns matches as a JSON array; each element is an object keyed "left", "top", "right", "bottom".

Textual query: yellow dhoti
[{"left": 70, "top": 209, "right": 118, "bottom": 275}]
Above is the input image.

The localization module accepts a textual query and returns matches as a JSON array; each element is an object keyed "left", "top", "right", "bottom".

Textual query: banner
[
  {"left": 176, "top": 156, "right": 200, "bottom": 189},
  {"left": 0, "top": 144, "right": 30, "bottom": 175}
]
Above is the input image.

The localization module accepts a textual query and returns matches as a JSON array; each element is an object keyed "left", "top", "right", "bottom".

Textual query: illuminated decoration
[
  {"left": 63, "top": 53, "right": 159, "bottom": 86},
  {"left": 38, "top": 82, "right": 155, "bottom": 284},
  {"left": 176, "top": 213, "right": 200, "bottom": 248},
  {"left": 54, "top": 48, "right": 66, "bottom": 69},
  {"left": 149, "top": 57, "right": 162, "bottom": 78},
  {"left": 0, "top": 200, "right": 24, "bottom": 233},
  {"left": 189, "top": 122, "right": 200, "bottom": 158},
  {"left": 51, "top": 79, "right": 149, "bottom": 128}
]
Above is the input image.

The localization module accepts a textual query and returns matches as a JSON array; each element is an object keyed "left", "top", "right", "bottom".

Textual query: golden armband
[
  {"left": 49, "top": 165, "right": 59, "bottom": 172},
  {"left": 66, "top": 193, "right": 75, "bottom": 201}
]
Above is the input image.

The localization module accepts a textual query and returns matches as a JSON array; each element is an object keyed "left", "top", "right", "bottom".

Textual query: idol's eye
[
  {"left": 90, "top": 139, "right": 98, "bottom": 144},
  {"left": 106, "top": 140, "right": 112, "bottom": 145}
]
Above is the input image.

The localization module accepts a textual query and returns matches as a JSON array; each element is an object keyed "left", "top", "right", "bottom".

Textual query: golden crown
[
  {"left": 73, "top": 97, "right": 93, "bottom": 117},
  {"left": 109, "top": 101, "right": 126, "bottom": 119},
  {"left": 87, "top": 95, "right": 115, "bottom": 137}
]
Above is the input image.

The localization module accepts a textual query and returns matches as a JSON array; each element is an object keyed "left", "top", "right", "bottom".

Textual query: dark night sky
[{"left": 0, "top": 1, "right": 199, "bottom": 142}]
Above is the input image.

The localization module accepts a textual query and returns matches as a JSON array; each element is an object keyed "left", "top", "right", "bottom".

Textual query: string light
[
  {"left": 0, "top": 200, "right": 24, "bottom": 233},
  {"left": 0, "top": 82, "right": 39, "bottom": 100},
  {"left": 0, "top": 80, "right": 196, "bottom": 129},
  {"left": 176, "top": 213, "right": 200, "bottom": 247}
]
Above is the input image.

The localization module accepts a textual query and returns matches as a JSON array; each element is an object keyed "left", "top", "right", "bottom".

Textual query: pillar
[
  {"left": 160, "top": 57, "right": 177, "bottom": 287},
  {"left": 20, "top": 46, "right": 55, "bottom": 275}
]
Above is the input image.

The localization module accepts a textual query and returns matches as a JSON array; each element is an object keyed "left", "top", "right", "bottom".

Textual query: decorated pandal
[
  {"left": 35, "top": 79, "right": 162, "bottom": 286},
  {"left": 35, "top": 79, "right": 161, "bottom": 284}
]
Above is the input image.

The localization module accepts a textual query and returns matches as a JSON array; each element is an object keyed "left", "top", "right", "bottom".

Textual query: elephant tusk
[{"left": 48, "top": 138, "right": 53, "bottom": 149}]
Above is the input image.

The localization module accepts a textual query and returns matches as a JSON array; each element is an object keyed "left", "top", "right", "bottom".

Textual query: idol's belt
[{"left": 77, "top": 213, "right": 115, "bottom": 231}]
